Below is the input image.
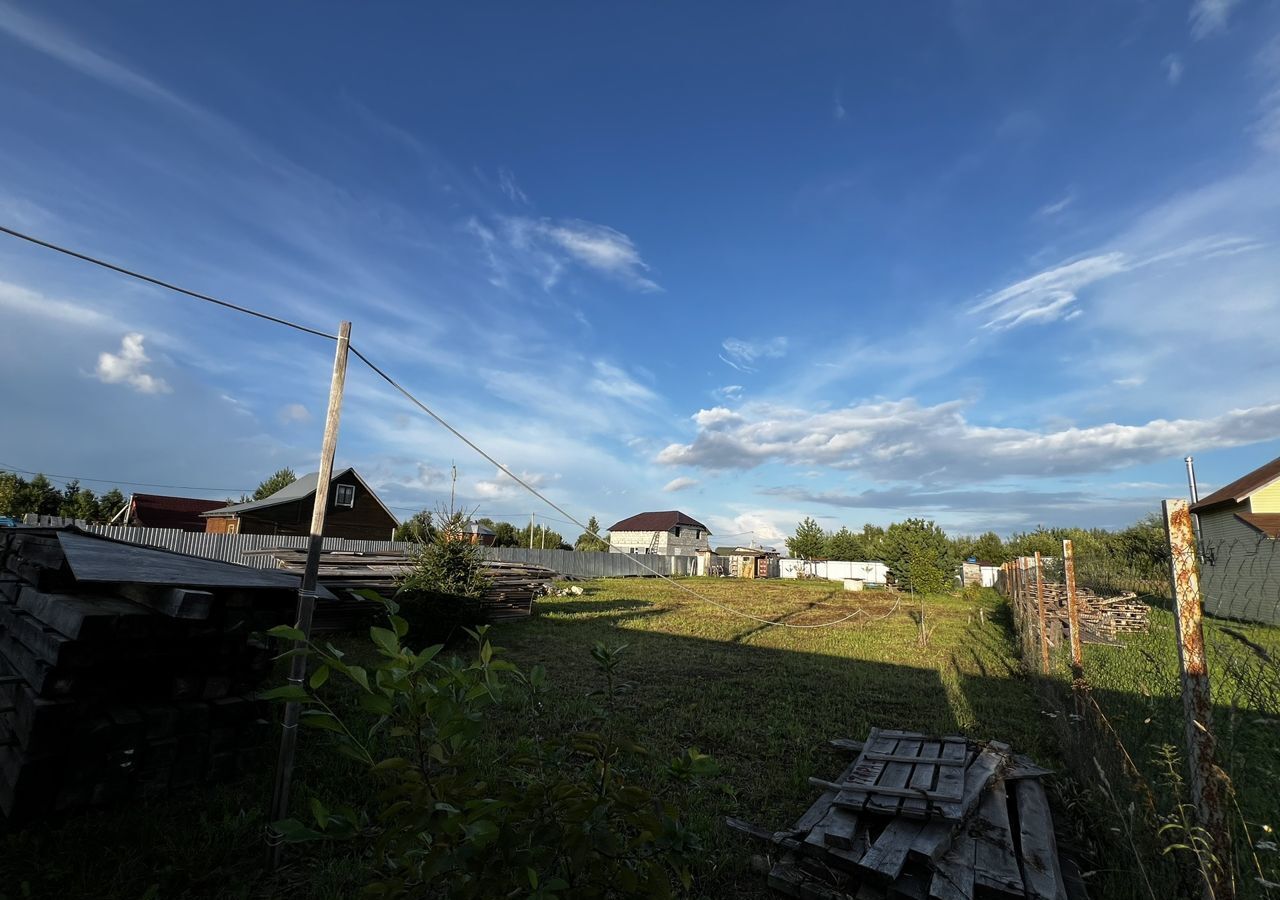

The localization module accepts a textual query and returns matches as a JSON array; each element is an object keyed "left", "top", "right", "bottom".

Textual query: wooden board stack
[
  {"left": 259, "top": 549, "right": 556, "bottom": 627},
  {"left": 0, "top": 528, "right": 303, "bottom": 823},
  {"left": 728, "top": 728, "right": 1083, "bottom": 900},
  {"left": 1035, "top": 583, "right": 1149, "bottom": 639}
]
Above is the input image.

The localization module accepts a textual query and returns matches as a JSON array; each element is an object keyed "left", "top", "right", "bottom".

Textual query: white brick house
[{"left": 607, "top": 511, "right": 711, "bottom": 556}]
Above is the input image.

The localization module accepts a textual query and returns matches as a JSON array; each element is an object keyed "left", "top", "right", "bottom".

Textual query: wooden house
[
  {"left": 713, "top": 545, "right": 777, "bottom": 579},
  {"left": 201, "top": 468, "right": 397, "bottom": 541},
  {"left": 607, "top": 511, "right": 710, "bottom": 556},
  {"left": 125, "top": 493, "right": 226, "bottom": 532},
  {"left": 1191, "top": 454, "right": 1280, "bottom": 624}
]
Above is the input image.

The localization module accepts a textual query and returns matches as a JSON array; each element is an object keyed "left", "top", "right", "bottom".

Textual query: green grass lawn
[{"left": 0, "top": 578, "right": 1050, "bottom": 899}]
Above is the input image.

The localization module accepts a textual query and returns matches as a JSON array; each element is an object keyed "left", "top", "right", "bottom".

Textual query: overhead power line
[
  {"left": 1, "top": 223, "right": 872, "bottom": 630},
  {"left": 348, "top": 347, "right": 869, "bottom": 629},
  {"left": 0, "top": 225, "right": 338, "bottom": 341}
]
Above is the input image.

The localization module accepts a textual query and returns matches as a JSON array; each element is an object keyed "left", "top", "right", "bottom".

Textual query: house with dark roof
[
  {"left": 606, "top": 510, "right": 710, "bottom": 556},
  {"left": 201, "top": 468, "right": 397, "bottom": 541},
  {"left": 126, "top": 493, "right": 227, "bottom": 532},
  {"left": 1191, "top": 454, "right": 1280, "bottom": 624}
]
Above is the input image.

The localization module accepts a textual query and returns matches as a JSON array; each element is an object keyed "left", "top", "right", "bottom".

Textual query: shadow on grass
[{"left": 535, "top": 597, "right": 655, "bottom": 616}]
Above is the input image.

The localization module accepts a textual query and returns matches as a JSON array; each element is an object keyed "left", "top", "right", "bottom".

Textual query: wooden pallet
[{"left": 730, "top": 728, "right": 1076, "bottom": 900}]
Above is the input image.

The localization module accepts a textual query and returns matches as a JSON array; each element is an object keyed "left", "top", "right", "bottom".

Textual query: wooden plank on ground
[
  {"left": 929, "top": 830, "right": 975, "bottom": 900},
  {"left": 866, "top": 736, "right": 922, "bottom": 816},
  {"left": 910, "top": 743, "right": 1007, "bottom": 860},
  {"left": 973, "top": 779, "right": 1023, "bottom": 897},
  {"left": 857, "top": 818, "right": 924, "bottom": 884},
  {"left": 821, "top": 804, "right": 861, "bottom": 850},
  {"left": 1014, "top": 778, "right": 1068, "bottom": 900},
  {"left": 901, "top": 739, "right": 940, "bottom": 818},
  {"left": 116, "top": 585, "right": 213, "bottom": 620},
  {"left": 15, "top": 588, "right": 153, "bottom": 640}
]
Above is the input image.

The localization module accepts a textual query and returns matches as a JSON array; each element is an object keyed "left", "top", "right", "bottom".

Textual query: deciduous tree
[{"left": 253, "top": 467, "right": 297, "bottom": 500}]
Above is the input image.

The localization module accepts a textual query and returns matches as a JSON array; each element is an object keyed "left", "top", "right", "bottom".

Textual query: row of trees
[
  {"left": 392, "top": 510, "right": 613, "bottom": 552},
  {"left": 0, "top": 473, "right": 127, "bottom": 523},
  {"left": 786, "top": 514, "right": 1169, "bottom": 594}
]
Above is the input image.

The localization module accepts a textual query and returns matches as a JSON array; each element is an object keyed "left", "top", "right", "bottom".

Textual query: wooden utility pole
[
  {"left": 1035, "top": 551, "right": 1049, "bottom": 674},
  {"left": 267, "top": 321, "right": 351, "bottom": 869},
  {"left": 1163, "top": 499, "right": 1231, "bottom": 900},
  {"left": 1062, "top": 539, "right": 1083, "bottom": 682}
]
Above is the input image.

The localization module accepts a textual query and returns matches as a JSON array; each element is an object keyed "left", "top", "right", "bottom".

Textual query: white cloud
[
  {"left": 833, "top": 88, "right": 847, "bottom": 122},
  {"left": 657, "top": 397, "right": 1280, "bottom": 484},
  {"left": 94, "top": 332, "right": 170, "bottom": 394},
  {"left": 1164, "top": 53, "right": 1185, "bottom": 86},
  {"left": 497, "top": 166, "right": 529, "bottom": 205},
  {"left": 1035, "top": 191, "right": 1075, "bottom": 218},
  {"left": 706, "top": 511, "right": 790, "bottom": 546},
  {"left": 714, "top": 384, "right": 744, "bottom": 401},
  {"left": 278, "top": 403, "right": 311, "bottom": 424},
  {"left": 479, "top": 216, "right": 661, "bottom": 292},
  {"left": 474, "top": 467, "right": 553, "bottom": 499},
  {"left": 1189, "top": 0, "right": 1243, "bottom": 40},
  {"left": 719, "top": 336, "right": 788, "bottom": 372},
  {"left": 0, "top": 279, "right": 116, "bottom": 329},
  {"left": 589, "top": 361, "right": 657, "bottom": 404},
  {"left": 663, "top": 476, "right": 699, "bottom": 493},
  {"left": 972, "top": 236, "right": 1262, "bottom": 331}
]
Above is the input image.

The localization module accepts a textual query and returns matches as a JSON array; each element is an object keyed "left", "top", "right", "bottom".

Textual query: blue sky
[{"left": 3, "top": 1, "right": 1280, "bottom": 544}]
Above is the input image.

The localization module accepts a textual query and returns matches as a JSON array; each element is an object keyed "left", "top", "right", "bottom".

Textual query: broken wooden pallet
[{"left": 729, "top": 728, "right": 1077, "bottom": 900}]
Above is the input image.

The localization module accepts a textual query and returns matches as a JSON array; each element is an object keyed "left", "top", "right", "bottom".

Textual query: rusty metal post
[
  {"left": 1163, "top": 499, "right": 1231, "bottom": 900},
  {"left": 1035, "top": 551, "right": 1049, "bottom": 674},
  {"left": 1062, "top": 540, "right": 1084, "bottom": 682}
]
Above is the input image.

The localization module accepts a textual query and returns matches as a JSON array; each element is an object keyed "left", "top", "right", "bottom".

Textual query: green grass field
[{"left": 0, "top": 578, "right": 1054, "bottom": 899}]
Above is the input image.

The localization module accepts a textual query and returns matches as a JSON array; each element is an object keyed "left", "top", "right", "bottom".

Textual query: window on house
[
  {"left": 334, "top": 484, "right": 355, "bottom": 508},
  {"left": 695, "top": 530, "right": 702, "bottom": 539},
  {"left": 674, "top": 526, "right": 681, "bottom": 537}
]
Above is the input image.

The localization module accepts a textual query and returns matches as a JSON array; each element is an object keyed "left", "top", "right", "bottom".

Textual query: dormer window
[{"left": 334, "top": 484, "right": 355, "bottom": 508}]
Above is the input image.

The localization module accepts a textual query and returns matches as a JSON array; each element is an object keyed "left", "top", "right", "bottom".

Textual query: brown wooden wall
[{"left": 204, "top": 471, "right": 396, "bottom": 540}]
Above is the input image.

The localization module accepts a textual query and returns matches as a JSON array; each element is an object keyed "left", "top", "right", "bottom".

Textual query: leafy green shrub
[
  {"left": 265, "top": 609, "right": 717, "bottom": 898},
  {"left": 392, "top": 508, "right": 490, "bottom": 644}
]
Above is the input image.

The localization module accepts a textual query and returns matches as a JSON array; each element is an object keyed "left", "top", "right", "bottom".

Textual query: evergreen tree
[
  {"left": 882, "top": 518, "right": 955, "bottom": 594},
  {"left": 574, "top": 516, "right": 609, "bottom": 552},
  {"left": 253, "top": 467, "right": 297, "bottom": 500},
  {"left": 824, "top": 526, "right": 863, "bottom": 560},
  {"left": 786, "top": 517, "right": 827, "bottom": 559},
  {"left": 98, "top": 488, "right": 127, "bottom": 522}
]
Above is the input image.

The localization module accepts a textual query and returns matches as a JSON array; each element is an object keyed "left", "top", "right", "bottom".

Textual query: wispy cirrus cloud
[
  {"left": 94, "top": 332, "right": 170, "bottom": 394},
  {"left": 1035, "top": 191, "right": 1075, "bottom": 218},
  {"left": 589, "top": 361, "right": 656, "bottom": 404},
  {"left": 657, "top": 397, "right": 1280, "bottom": 484},
  {"left": 1164, "top": 53, "right": 1185, "bottom": 86},
  {"left": 1189, "top": 0, "right": 1244, "bottom": 40},
  {"left": 473, "top": 215, "right": 661, "bottom": 293},
  {"left": 719, "top": 336, "right": 788, "bottom": 372}
]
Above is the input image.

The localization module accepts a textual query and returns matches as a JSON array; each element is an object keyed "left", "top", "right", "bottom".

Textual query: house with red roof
[{"left": 606, "top": 510, "right": 710, "bottom": 556}]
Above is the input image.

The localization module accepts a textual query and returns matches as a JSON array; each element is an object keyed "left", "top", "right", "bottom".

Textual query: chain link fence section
[{"left": 998, "top": 520, "right": 1280, "bottom": 900}]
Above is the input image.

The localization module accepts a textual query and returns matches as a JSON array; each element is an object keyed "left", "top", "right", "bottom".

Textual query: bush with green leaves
[
  {"left": 393, "top": 509, "right": 490, "bottom": 644},
  {"left": 265, "top": 610, "right": 717, "bottom": 898}
]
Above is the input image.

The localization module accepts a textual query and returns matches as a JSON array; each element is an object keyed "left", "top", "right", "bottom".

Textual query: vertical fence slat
[
  {"left": 1062, "top": 539, "right": 1084, "bottom": 682},
  {"left": 1034, "top": 551, "right": 1049, "bottom": 675}
]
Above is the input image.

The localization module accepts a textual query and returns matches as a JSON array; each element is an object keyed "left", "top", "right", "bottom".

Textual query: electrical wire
[
  {"left": 349, "top": 345, "right": 873, "bottom": 630},
  {"left": 0, "top": 225, "right": 338, "bottom": 341},
  {"left": 0, "top": 225, "right": 885, "bottom": 629}
]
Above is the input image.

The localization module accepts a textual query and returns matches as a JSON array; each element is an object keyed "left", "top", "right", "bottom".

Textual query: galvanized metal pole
[
  {"left": 1062, "top": 540, "right": 1084, "bottom": 682},
  {"left": 1035, "top": 551, "right": 1049, "bottom": 674},
  {"left": 1186, "top": 455, "right": 1205, "bottom": 552},
  {"left": 1162, "top": 499, "right": 1230, "bottom": 900},
  {"left": 267, "top": 321, "right": 351, "bottom": 869}
]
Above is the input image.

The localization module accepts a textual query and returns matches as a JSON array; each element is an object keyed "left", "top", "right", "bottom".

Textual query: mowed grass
[{"left": 0, "top": 578, "right": 1049, "bottom": 899}]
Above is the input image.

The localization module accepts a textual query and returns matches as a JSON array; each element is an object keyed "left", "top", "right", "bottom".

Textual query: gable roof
[
  {"left": 607, "top": 510, "right": 710, "bottom": 533},
  {"left": 1191, "top": 454, "right": 1280, "bottom": 513},
  {"left": 714, "top": 545, "right": 767, "bottom": 557},
  {"left": 130, "top": 493, "right": 225, "bottom": 530},
  {"left": 202, "top": 468, "right": 397, "bottom": 523}
]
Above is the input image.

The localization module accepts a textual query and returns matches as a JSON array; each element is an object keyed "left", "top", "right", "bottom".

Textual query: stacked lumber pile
[
  {"left": 1037, "top": 584, "right": 1148, "bottom": 638},
  {"left": 259, "top": 549, "right": 556, "bottom": 626},
  {"left": 729, "top": 727, "right": 1082, "bottom": 900},
  {"left": 0, "top": 528, "right": 304, "bottom": 822}
]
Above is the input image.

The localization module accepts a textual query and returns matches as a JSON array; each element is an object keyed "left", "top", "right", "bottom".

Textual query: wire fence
[{"left": 997, "top": 508, "right": 1280, "bottom": 900}]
